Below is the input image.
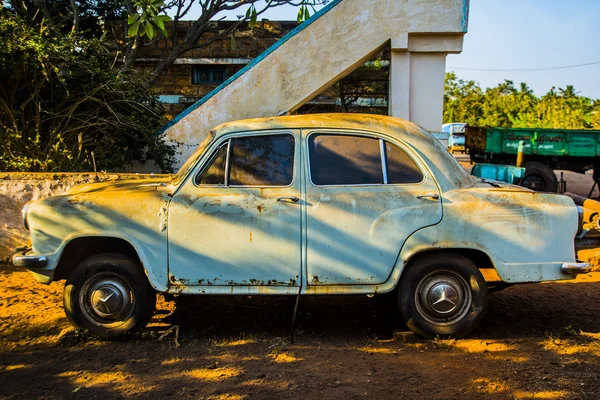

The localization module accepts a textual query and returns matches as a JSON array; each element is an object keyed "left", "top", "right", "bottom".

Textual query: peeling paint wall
[{"left": 0, "top": 173, "right": 162, "bottom": 262}]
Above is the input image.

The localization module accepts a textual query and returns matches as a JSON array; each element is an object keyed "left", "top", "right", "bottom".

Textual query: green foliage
[
  {"left": 444, "top": 72, "right": 598, "bottom": 129},
  {"left": 246, "top": 4, "right": 258, "bottom": 29},
  {"left": 297, "top": 4, "right": 312, "bottom": 23},
  {"left": 592, "top": 105, "right": 600, "bottom": 130},
  {"left": 124, "top": 0, "right": 320, "bottom": 40},
  {"left": 127, "top": 0, "right": 171, "bottom": 39},
  {"left": 0, "top": 12, "right": 176, "bottom": 172}
]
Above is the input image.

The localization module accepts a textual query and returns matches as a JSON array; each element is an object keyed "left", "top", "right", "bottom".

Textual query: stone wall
[{"left": 0, "top": 173, "right": 160, "bottom": 262}]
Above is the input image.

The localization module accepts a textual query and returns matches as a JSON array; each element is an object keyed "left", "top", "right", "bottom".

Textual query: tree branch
[
  {"left": 69, "top": 0, "right": 80, "bottom": 32},
  {"left": 32, "top": 0, "right": 61, "bottom": 35},
  {"left": 126, "top": 0, "right": 327, "bottom": 84}
]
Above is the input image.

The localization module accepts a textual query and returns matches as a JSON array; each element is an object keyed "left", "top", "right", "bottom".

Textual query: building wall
[
  {"left": 145, "top": 63, "right": 247, "bottom": 118},
  {"left": 108, "top": 20, "right": 299, "bottom": 119},
  {"left": 108, "top": 19, "right": 391, "bottom": 120}
]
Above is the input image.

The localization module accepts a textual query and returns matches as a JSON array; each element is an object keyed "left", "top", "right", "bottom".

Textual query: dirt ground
[
  {"left": 1, "top": 264, "right": 600, "bottom": 400},
  {"left": 1, "top": 164, "right": 600, "bottom": 399}
]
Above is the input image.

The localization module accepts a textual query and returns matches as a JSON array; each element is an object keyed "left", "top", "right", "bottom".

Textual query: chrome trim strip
[
  {"left": 224, "top": 138, "right": 231, "bottom": 187},
  {"left": 380, "top": 139, "right": 388, "bottom": 185}
]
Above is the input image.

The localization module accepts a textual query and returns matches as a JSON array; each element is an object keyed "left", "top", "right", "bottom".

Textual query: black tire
[
  {"left": 63, "top": 253, "right": 156, "bottom": 339},
  {"left": 398, "top": 253, "right": 488, "bottom": 339},
  {"left": 521, "top": 162, "right": 558, "bottom": 192}
]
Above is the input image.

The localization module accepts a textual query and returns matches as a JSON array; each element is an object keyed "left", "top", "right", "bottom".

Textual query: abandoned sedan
[{"left": 13, "top": 114, "right": 590, "bottom": 339}]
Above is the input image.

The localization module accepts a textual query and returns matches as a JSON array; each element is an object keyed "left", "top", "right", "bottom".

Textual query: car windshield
[{"left": 171, "top": 131, "right": 215, "bottom": 185}]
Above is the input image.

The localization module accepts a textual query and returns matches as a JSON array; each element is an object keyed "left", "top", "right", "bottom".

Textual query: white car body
[{"left": 16, "top": 114, "right": 585, "bottom": 297}]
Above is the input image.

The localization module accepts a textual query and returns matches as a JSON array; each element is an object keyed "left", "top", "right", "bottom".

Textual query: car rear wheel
[
  {"left": 398, "top": 253, "right": 488, "bottom": 338},
  {"left": 63, "top": 253, "right": 156, "bottom": 339}
]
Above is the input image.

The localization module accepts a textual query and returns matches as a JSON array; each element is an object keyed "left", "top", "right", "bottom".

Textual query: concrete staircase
[{"left": 161, "top": 0, "right": 469, "bottom": 166}]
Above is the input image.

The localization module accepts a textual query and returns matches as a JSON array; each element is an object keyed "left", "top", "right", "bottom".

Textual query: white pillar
[
  {"left": 389, "top": 51, "right": 447, "bottom": 132},
  {"left": 389, "top": 51, "right": 411, "bottom": 121},
  {"left": 389, "top": 34, "right": 462, "bottom": 132},
  {"left": 408, "top": 52, "right": 447, "bottom": 132}
]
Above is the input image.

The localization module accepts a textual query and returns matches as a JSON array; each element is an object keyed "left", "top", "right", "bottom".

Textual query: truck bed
[{"left": 466, "top": 126, "right": 600, "bottom": 172}]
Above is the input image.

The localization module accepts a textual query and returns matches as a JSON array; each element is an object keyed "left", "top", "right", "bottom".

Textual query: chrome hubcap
[
  {"left": 80, "top": 274, "right": 134, "bottom": 325},
  {"left": 415, "top": 271, "right": 472, "bottom": 326},
  {"left": 428, "top": 283, "right": 459, "bottom": 314}
]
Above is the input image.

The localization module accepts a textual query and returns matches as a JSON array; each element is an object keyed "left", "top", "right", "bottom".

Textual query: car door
[
  {"left": 168, "top": 130, "right": 302, "bottom": 287},
  {"left": 304, "top": 130, "right": 443, "bottom": 285}
]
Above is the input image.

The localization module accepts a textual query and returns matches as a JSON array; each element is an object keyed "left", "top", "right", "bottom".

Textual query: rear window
[
  {"left": 308, "top": 134, "right": 384, "bottom": 185},
  {"left": 385, "top": 142, "right": 423, "bottom": 184}
]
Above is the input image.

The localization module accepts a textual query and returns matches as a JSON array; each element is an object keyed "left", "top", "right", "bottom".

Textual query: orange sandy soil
[
  {"left": 2, "top": 163, "right": 600, "bottom": 399},
  {"left": 1, "top": 263, "right": 600, "bottom": 400}
]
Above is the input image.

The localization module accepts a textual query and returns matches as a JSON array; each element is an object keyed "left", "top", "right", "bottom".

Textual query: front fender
[{"left": 26, "top": 189, "right": 171, "bottom": 291}]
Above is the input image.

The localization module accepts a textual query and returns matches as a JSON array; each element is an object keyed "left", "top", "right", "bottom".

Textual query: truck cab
[{"left": 443, "top": 122, "right": 467, "bottom": 154}]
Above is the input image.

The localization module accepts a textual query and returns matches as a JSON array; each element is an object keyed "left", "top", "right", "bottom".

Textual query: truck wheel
[
  {"left": 63, "top": 253, "right": 156, "bottom": 339},
  {"left": 521, "top": 162, "right": 558, "bottom": 192},
  {"left": 398, "top": 254, "right": 488, "bottom": 339}
]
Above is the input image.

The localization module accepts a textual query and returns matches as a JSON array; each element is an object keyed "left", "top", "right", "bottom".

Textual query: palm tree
[
  {"left": 519, "top": 82, "right": 533, "bottom": 96},
  {"left": 559, "top": 85, "right": 578, "bottom": 99}
]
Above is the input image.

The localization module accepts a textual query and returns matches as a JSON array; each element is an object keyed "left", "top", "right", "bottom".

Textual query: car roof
[
  {"left": 211, "top": 113, "right": 474, "bottom": 191},
  {"left": 212, "top": 113, "right": 429, "bottom": 142}
]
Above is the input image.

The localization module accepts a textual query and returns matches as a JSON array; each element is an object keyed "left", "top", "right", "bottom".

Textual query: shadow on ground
[{"left": 1, "top": 264, "right": 600, "bottom": 399}]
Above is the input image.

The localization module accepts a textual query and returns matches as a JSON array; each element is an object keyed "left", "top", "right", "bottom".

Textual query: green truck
[{"left": 466, "top": 126, "right": 600, "bottom": 192}]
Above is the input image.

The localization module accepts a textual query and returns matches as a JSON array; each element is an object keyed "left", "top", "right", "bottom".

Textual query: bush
[{"left": 0, "top": 12, "right": 176, "bottom": 172}]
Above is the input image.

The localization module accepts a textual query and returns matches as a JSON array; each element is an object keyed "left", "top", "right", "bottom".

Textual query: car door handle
[
  {"left": 277, "top": 196, "right": 300, "bottom": 203},
  {"left": 416, "top": 193, "right": 440, "bottom": 200}
]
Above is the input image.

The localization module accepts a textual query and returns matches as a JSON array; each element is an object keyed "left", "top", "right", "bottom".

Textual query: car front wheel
[
  {"left": 63, "top": 253, "right": 156, "bottom": 339},
  {"left": 398, "top": 253, "right": 488, "bottom": 338}
]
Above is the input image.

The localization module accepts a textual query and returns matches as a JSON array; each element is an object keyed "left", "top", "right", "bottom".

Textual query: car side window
[
  {"left": 385, "top": 142, "right": 423, "bottom": 184},
  {"left": 196, "top": 133, "right": 295, "bottom": 187},
  {"left": 308, "top": 134, "right": 384, "bottom": 185},
  {"left": 229, "top": 134, "right": 295, "bottom": 186},
  {"left": 196, "top": 144, "right": 228, "bottom": 185}
]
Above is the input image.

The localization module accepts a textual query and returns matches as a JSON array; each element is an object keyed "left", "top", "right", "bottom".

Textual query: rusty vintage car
[{"left": 13, "top": 114, "right": 590, "bottom": 339}]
